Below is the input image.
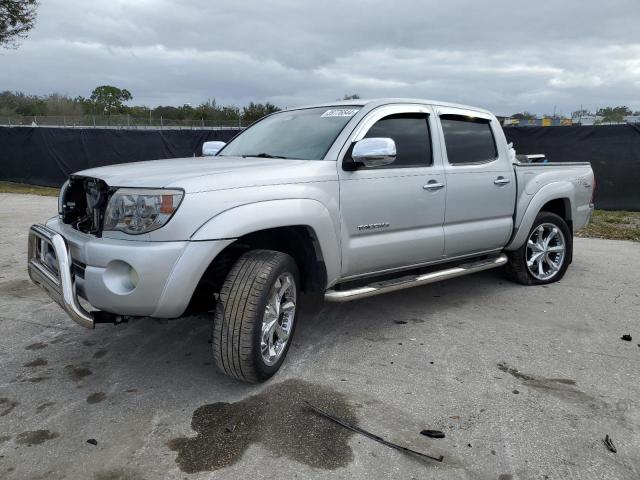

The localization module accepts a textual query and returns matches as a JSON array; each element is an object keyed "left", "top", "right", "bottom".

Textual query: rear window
[{"left": 440, "top": 115, "right": 498, "bottom": 165}]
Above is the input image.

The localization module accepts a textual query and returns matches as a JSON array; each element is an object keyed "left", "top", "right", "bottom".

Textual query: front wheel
[
  {"left": 212, "top": 249, "right": 300, "bottom": 383},
  {"left": 505, "top": 211, "right": 572, "bottom": 285}
]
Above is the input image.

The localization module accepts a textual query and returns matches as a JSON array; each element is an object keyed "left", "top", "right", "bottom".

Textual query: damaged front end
[
  {"left": 60, "top": 176, "right": 113, "bottom": 236},
  {"left": 28, "top": 176, "right": 126, "bottom": 328}
]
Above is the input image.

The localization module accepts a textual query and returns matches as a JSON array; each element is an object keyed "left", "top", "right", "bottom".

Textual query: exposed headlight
[{"left": 104, "top": 188, "right": 183, "bottom": 234}]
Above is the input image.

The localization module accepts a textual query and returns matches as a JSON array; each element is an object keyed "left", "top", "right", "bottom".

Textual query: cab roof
[{"left": 292, "top": 98, "right": 493, "bottom": 116}]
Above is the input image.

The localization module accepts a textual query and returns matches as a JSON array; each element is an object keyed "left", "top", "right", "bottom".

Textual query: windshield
[{"left": 218, "top": 106, "right": 361, "bottom": 160}]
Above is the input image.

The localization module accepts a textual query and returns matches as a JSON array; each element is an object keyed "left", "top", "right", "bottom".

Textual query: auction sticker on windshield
[{"left": 321, "top": 109, "right": 359, "bottom": 118}]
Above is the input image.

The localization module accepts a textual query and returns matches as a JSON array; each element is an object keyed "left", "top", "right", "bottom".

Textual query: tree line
[{"left": 0, "top": 86, "right": 281, "bottom": 125}]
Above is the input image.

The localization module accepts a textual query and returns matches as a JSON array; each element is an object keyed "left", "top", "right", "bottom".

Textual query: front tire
[
  {"left": 505, "top": 211, "right": 572, "bottom": 285},
  {"left": 212, "top": 249, "right": 300, "bottom": 383}
]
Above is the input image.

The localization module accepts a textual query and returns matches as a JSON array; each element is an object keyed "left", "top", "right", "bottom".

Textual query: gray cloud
[{"left": 1, "top": 0, "right": 639, "bottom": 114}]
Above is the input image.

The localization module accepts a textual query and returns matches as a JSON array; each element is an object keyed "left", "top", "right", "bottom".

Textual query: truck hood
[{"left": 75, "top": 157, "right": 337, "bottom": 193}]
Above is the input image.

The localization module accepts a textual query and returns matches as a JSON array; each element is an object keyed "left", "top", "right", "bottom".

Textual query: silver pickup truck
[{"left": 27, "top": 98, "right": 595, "bottom": 383}]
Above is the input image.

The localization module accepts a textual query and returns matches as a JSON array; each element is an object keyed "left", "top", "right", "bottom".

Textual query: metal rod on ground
[{"left": 304, "top": 401, "right": 444, "bottom": 463}]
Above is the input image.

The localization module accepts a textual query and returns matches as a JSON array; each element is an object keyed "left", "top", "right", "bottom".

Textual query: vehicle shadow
[{"left": 30, "top": 269, "right": 516, "bottom": 399}]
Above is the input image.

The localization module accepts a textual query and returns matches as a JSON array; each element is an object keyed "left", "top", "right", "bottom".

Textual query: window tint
[
  {"left": 362, "top": 113, "right": 432, "bottom": 167},
  {"left": 219, "top": 106, "right": 360, "bottom": 160},
  {"left": 440, "top": 115, "right": 498, "bottom": 164}
]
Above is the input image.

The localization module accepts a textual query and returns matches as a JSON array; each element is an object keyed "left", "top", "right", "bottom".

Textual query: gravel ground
[{"left": 0, "top": 193, "right": 639, "bottom": 480}]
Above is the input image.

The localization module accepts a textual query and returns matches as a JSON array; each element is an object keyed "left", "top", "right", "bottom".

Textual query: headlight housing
[{"left": 104, "top": 188, "right": 183, "bottom": 234}]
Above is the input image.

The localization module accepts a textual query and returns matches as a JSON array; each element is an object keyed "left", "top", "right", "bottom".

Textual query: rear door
[
  {"left": 436, "top": 108, "right": 516, "bottom": 258},
  {"left": 338, "top": 104, "right": 446, "bottom": 278}
]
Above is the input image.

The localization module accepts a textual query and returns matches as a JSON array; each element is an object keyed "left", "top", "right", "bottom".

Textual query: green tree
[
  {"left": 511, "top": 111, "right": 536, "bottom": 120},
  {"left": 597, "top": 106, "right": 631, "bottom": 123},
  {"left": 343, "top": 94, "right": 360, "bottom": 100},
  {"left": 242, "top": 102, "right": 280, "bottom": 124},
  {"left": 571, "top": 109, "right": 593, "bottom": 118},
  {"left": 0, "top": 0, "right": 38, "bottom": 48},
  {"left": 89, "top": 85, "right": 132, "bottom": 114}
]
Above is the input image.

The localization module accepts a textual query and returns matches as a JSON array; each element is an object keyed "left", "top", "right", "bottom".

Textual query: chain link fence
[{"left": 0, "top": 115, "right": 250, "bottom": 129}]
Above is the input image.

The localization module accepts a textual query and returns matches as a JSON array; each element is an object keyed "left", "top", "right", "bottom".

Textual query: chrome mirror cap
[
  {"left": 202, "top": 141, "right": 226, "bottom": 156},
  {"left": 352, "top": 137, "right": 396, "bottom": 167}
]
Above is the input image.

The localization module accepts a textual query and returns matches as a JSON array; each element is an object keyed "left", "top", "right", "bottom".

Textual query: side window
[
  {"left": 362, "top": 113, "right": 432, "bottom": 167},
  {"left": 440, "top": 114, "right": 498, "bottom": 165}
]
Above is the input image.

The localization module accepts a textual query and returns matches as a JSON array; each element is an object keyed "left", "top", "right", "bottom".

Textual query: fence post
[
  {"left": 161, "top": 115, "right": 163, "bottom": 129},
  {"left": 127, "top": 114, "right": 130, "bottom": 127},
  {"left": 63, "top": 116, "right": 66, "bottom": 127},
  {"left": 92, "top": 115, "right": 96, "bottom": 127}
]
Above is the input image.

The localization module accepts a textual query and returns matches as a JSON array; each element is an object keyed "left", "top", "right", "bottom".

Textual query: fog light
[{"left": 103, "top": 260, "right": 138, "bottom": 295}]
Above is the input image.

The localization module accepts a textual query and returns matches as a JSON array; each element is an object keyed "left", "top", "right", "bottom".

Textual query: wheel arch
[
  {"left": 186, "top": 199, "right": 341, "bottom": 313},
  {"left": 506, "top": 182, "right": 575, "bottom": 251}
]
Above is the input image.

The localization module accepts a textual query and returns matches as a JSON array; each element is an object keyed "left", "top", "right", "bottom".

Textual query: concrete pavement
[{"left": 1, "top": 193, "right": 639, "bottom": 479}]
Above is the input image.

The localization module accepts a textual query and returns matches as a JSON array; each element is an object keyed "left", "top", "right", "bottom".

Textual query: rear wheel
[
  {"left": 212, "top": 249, "right": 299, "bottom": 383},
  {"left": 505, "top": 212, "right": 572, "bottom": 285}
]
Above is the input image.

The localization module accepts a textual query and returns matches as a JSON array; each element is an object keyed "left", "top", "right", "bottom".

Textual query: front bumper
[
  {"left": 28, "top": 222, "right": 234, "bottom": 328},
  {"left": 28, "top": 224, "right": 96, "bottom": 328}
]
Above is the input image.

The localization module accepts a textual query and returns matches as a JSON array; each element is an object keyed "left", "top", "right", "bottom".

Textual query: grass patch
[
  {"left": 577, "top": 210, "right": 640, "bottom": 242},
  {"left": 0, "top": 181, "right": 60, "bottom": 197}
]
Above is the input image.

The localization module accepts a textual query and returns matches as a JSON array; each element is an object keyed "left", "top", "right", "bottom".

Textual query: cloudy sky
[{"left": 2, "top": 0, "right": 639, "bottom": 115}]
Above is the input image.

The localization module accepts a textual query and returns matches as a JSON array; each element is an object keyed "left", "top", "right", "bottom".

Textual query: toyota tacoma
[{"left": 27, "top": 98, "right": 595, "bottom": 383}]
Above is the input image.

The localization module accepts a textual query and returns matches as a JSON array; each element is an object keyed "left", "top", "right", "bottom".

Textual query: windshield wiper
[{"left": 241, "top": 153, "right": 290, "bottom": 159}]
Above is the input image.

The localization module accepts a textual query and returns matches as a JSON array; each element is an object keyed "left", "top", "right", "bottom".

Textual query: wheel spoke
[
  {"left": 548, "top": 245, "right": 564, "bottom": 253},
  {"left": 275, "top": 322, "right": 289, "bottom": 341},
  {"left": 527, "top": 251, "right": 543, "bottom": 267},
  {"left": 543, "top": 228, "right": 558, "bottom": 248},
  {"left": 528, "top": 239, "right": 542, "bottom": 252},
  {"left": 281, "top": 301, "right": 295, "bottom": 313},
  {"left": 545, "top": 254, "right": 559, "bottom": 271},
  {"left": 277, "top": 276, "right": 292, "bottom": 301},
  {"left": 537, "top": 257, "right": 545, "bottom": 277}
]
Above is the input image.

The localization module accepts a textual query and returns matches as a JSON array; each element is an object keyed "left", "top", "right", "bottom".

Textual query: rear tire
[
  {"left": 212, "top": 249, "right": 300, "bottom": 383},
  {"left": 505, "top": 211, "right": 572, "bottom": 285}
]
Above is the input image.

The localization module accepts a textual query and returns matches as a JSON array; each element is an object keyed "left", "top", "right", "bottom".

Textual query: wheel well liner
[
  {"left": 540, "top": 198, "right": 572, "bottom": 230},
  {"left": 187, "top": 226, "right": 327, "bottom": 313}
]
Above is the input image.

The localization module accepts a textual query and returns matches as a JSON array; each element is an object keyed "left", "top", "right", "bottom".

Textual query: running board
[{"left": 325, "top": 254, "right": 508, "bottom": 303}]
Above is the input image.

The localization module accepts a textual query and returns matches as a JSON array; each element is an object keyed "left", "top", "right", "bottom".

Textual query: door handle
[
  {"left": 494, "top": 177, "right": 511, "bottom": 185},
  {"left": 423, "top": 181, "right": 445, "bottom": 191}
]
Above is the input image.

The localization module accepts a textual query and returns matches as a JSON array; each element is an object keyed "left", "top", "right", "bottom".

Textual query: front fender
[
  {"left": 191, "top": 199, "right": 342, "bottom": 286},
  {"left": 505, "top": 181, "right": 575, "bottom": 251}
]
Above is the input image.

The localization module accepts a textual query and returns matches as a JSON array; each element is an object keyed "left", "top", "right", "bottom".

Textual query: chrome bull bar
[{"left": 27, "top": 224, "right": 95, "bottom": 329}]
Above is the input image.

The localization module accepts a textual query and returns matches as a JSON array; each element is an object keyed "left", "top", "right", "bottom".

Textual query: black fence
[
  {"left": 504, "top": 125, "right": 640, "bottom": 211},
  {"left": 1, "top": 125, "right": 639, "bottom": 211},
  {"left": 0, "top": 127, "right": 239, "bottom": 187}
]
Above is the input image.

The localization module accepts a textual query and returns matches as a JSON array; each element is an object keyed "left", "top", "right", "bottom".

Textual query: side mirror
[
  {"left": 202, "top": 141, "right": 226, "bottom": 156},
  {"left": 351, "top": 137, "right": 396, "bottom": 168}
]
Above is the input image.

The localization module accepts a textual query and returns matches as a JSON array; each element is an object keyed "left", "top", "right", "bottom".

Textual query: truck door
[
  {"left": 338, "top": 105, "right": 446, "bottom": 278},
  {"left": 437, "top": 108, "right": 516, "bottom": 258}
]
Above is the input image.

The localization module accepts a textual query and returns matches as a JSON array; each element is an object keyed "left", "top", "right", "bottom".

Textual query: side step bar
[{"left": 325, "top": 254, "right": 508, "bottom": 303}]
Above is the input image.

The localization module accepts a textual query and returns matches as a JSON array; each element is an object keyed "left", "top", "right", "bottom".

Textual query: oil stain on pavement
[
  {"left": 0, "top": 398, "right": 19, "bottom": 416},
  {"left": 497, "top": 362, "right": 600, "bottom": 407},
  {"left": 64, "top": 364, "right": 93, "bottom": 381},
  {"left": 15, "top": 430, "right": 59, "bottom": 446},
  {"left": 168, "top": 379, "right": 356, "bottom": 473}
]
